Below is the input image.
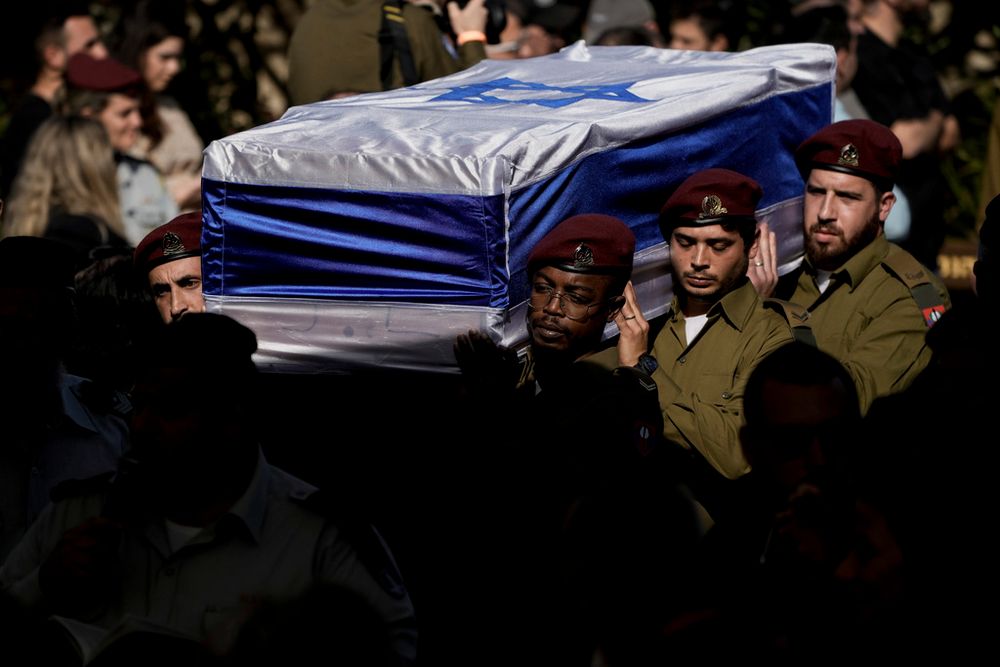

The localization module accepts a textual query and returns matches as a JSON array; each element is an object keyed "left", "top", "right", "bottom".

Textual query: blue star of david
[{"left": 430, "top": 77, "right": 651, "bottom": 108}]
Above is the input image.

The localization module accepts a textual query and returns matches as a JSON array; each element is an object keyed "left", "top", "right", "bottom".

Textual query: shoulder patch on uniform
[
  {"left": 50, "top": 470, "right": 116, "bottom": 503},
  {"left": 763, "top": 298, "right": 810, "bottom": 324},
  {"left": 881, "top": 245, "right": 950, "bottom": 328},
  {"left": 763, "top": 298, "right": 816, "bottom": 346},
  {"left": 881, "top": 247, "right": 931, "bottom": 289}
]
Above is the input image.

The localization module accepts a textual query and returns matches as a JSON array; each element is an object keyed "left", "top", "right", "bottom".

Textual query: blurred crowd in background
[{"left": 1, "top": 0, "right": 997, "bottom": 247}]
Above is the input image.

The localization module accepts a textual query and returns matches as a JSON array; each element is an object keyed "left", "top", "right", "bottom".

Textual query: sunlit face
[
  {"left": 142, "top": 36, "right": 184, "bottom": 92},
  {"left": 149, "top": 256, "right": 205, "bottom": 324},
  {"left": 802, "top": 169, "right": 892, "bottom": 271},
  {"left": 96, "top": 93, "right": 143, "bottom": 152},
  {"left": 63, "top": 16, "right": 108, "bottom": 59},
  {"left": 527, "top": 266, "right": 618, "bottom": 362},
  {"left": 669, "top": 223, "right": 751, "bottom": 314}
]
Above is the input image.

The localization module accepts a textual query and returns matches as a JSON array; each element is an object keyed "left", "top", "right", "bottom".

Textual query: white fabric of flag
[{"left": 201, "top": 42, "right": 835, "bottom": 373}]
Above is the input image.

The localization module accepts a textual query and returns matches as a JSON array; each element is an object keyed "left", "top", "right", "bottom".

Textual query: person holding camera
[{"left": 287, "top": 0, "right": 495, "bottom": 105}]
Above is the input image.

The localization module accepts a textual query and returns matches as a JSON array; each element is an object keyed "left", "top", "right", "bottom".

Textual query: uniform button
[
  {"left": 721, "top": 391, "right": 732, "bottom": 400},
  {"left": 679, "top": 357, "right": 686, "bottom": 364}
]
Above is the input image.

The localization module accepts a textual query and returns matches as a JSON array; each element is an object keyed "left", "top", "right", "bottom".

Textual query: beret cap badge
[
  {"left": 838, "top": 143, "right": 860, "bottom": 167},
  {"left": 162, "top": 232, "right": 187, "bottom": 256},
  {"left": 699, "top": 194, "right": 728, "bottom": 219},
  {"left": 573, "top": 242, "right": 595, "bottom": 269}
]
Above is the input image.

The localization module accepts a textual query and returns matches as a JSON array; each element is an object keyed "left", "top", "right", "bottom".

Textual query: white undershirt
[
  {"left": 164, "top": 519, "right": 206, "bottom": 553},
  {"left": 815, "top": 270, "right": 834, "bottom": 294},
  {"left": 685, "top": 313, "right": 709, "bottom": 345}
]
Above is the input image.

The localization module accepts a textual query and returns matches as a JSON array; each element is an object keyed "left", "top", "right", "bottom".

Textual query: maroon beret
[
  {"left": 66, "top": 53, "right": 142, "bottom": 93},
  {"left": 528, "top": 214, "right": 635, "bottom": 275},
  {"left": 660, "top": 168, "right": 763, "bottom": 230},
  {"left": 795, "top": 119, "right": 902, "bottom": 188},
  {"left": 134, "top": 212, "right": 203, "bottom": 274}
]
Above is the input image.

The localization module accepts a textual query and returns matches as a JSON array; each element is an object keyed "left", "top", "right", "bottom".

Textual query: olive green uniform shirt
[
  {"left": 781, "top": 235, "right": 950, "bottom": 414},
  {"left": 288, "top": 0, "right": 487, "bottom": 105},
  {"left": 650, "top": 279, "right": 795, "bottom": 480}
]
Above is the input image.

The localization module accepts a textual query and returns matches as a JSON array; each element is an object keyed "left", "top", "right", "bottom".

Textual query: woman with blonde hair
[
  {"left": 113, "top": 1, "right": 203, "bottom": 212},
  {"left": 2, "top": 114, "right": 127, "bottom": 268}
]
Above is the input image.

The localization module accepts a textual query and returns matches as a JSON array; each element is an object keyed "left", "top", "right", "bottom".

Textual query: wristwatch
[{"left": 633, "top": 353, "right": 658, "bottom": 376}]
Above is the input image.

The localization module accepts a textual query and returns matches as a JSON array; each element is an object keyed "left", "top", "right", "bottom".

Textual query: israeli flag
[{"left": 202, "top": 42, "right": 835, "bottom": 373}]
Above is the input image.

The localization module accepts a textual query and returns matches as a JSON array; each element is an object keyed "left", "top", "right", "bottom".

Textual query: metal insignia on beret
[
  {"left": 699, "top": 194, "right": 727, "bottom": 219},
  {"left": 573, "top": 242, "right": 594, "bottom": 268},
  {"left": 838, "top": 143, "right": 860, "bottom": 167},
  {"left": 161, "top": 231, "right": 186, "bottom": 256}
]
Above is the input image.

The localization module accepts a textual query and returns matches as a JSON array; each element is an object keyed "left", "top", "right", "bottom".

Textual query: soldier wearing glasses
[
  {"left": 455, "top": 213, "right": 647, "bottom": 396},
  {"left": 450, "top": 214, "right": 674, "bottom": 665},
  {"left": 453, "top": 212, "right": 663, "bottom": 456}
]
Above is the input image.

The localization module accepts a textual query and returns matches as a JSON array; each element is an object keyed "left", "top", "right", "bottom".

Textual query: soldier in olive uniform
[
  {"left": 455, "top": 213, "right": 637, "bottom": 395},
  {"left": 453, "top": 213, "right": 663, "bottom": 455},
  {"left": 772, "top": 119, "right": 950, "bottom": 413},
  {"left": 134, "top": 211, "right": 205, "bottom": 325},
  {"left": 602, "top": 168, "right": 798, "bottom": 524},
  {"left": 452, "top": 213, "right": 678, "bottom": 666},
  {"left": 287, "top": 0, "right": 489, "bottom": 105}
]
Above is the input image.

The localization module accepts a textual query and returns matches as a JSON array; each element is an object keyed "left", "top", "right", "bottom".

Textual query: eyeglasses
[{"left": 528, "top": 283, "right": 606, "bottom": 321}]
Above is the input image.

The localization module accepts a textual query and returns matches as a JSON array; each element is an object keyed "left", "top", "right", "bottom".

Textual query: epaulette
[
  {"left": 49, "top": 470, "right": 116, "bottom": 503},
  {"left": 292, "top": 490, "right": 408, "bottom": 601},
  {"left": 763, "top": 298, "right": 816, "bottom": 346},
  {"left": 881, "top": 247, "right": 949, "bottom": 327}
]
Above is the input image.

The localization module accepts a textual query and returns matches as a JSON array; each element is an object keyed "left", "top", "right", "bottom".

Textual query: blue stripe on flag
[
  {"left": 507, "top": 84, "right": 830, "bottom": 304},
  {"left": 202, "top": 183, "right": 508, "bottom": 307}
]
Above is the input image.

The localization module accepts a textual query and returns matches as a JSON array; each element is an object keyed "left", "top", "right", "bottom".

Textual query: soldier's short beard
[{"left": 806, "top": 211, "right": 881, "bottom": 271}]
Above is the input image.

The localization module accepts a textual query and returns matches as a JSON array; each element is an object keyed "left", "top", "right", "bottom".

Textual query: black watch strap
[{"left": 633, "top": 353, "right": 658, "bottom": 375}]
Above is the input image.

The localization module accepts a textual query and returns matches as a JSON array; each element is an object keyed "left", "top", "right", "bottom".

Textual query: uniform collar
[
  {"left": 805, "top": 234, "right": 890, "bottom": 292},
  {"left": 670, "top": 277, "right": 760, "bottom": 333}
]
